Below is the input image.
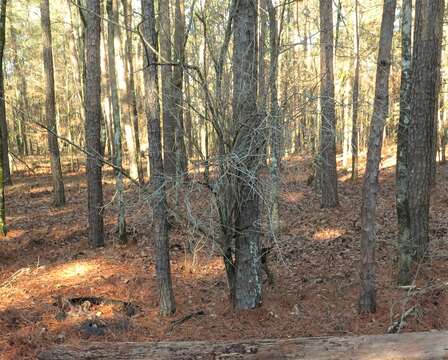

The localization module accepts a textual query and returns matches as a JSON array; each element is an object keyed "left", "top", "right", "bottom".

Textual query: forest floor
[{"left": 2, "top": 147, "right": 448, "bottom": 359}]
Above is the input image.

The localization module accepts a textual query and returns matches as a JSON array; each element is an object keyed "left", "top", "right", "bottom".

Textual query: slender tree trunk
[
  {"left": 184, "top": 77, "right": 193, "bottom": 158},
  {"left": 107, "top": 0, "right": 127, "bottom": 244},
  {"left": 0, "top": 0, "right": 9, "bottom": 185},
  {"left": 396, "top": 0, "right": 413, "bottom": 285},
  {"left": 122, "top": 0, "right": 143, "bottom": 183},
  {"left": 85, "top": 0, "right": 105, "bottom": 247},
  {"left": 66, "top": 0, "right": 85, "bottom": 125},
  {"left": 173, "top": 0, "right": 188, "bottom": 176},
  {"left": 407, "top": 0, "right": 444, "bottom": 265},
  {"left": 351, "top": 0, "right": 360, "bottom": 181},
  {"left": 119, "top": 0, "right": 143, "bottom": 184},
  {"left": 100, "top": 31, "right": 114, "bottom": 160},
  {"left": 141, "top": 0, "right": 176, "bottom": 316},
  {"left": 10, "top": 25, "right": 28, "bottom": 156},
  {"left": 0, "top": 0, "right": 7, "bottom": 234},
  {"left": 259, "top": 0, "right": 268, "bottom": 164},
  {"left": 41, "top": 0, "right": 66, "bottom": 206},
  {"left": 441, "top": 90, "right": 447, "bottom": 164},
  {"left": 232, "top": 0, "right": 262, "bottom": 310},
  {"left": 319, "top": 0, "right": 339, "bottom": 208},
  {"left": 359, "top": 0, "right": 397, "bottom": 313},
  {"left": 199, "top": 9, "right": 210, "bottom": 183},
  {"left": 267, "top": 0, "right": 280, "bottom": 244},
  {"left": 159, "top": 0, "right": 176, "bottom": 179}
]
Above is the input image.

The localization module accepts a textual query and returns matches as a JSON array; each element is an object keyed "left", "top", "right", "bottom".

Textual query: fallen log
[{"left": 38, "top": 330, "right": 448, "bottom": 360}]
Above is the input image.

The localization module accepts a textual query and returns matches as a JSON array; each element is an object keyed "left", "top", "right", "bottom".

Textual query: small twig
[
  {"left": 167, "top": 310, "right": 205, "bottom": 333},
  {"left": 0, "top": 267, "right": 31, "bottom": 288},
  {"left": 9, "top": 151, "right": 36, "bottom": 175}
]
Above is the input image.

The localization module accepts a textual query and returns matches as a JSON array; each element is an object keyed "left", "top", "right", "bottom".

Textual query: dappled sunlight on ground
[
  {"left": 312, "top": 228, "right": 346, "bottom": 241},
  {"left": 2, "top": 150, "right": 448, "bottom": 359}
]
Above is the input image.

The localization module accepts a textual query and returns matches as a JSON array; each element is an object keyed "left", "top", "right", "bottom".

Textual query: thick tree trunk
[
  {"left": 85, "top": 0, "right": 105, "bottom": 247},
  {"left": 38, "top": 331, "right": 448, "bottom": 360},
  {"left": 319, "top": 0, "right": 338, "bottom": 208},
  {"left": 231, "top": 0, "right": 262, "bottom": 310},
  {"left": 142, "top": 0, "right": 176, "bottom": 316},
  {"left": 407, "top": 0, "right": 444, "bottom": 265},
  {"left": 359, "top": 0, "right": 396, "bottom": 313},
  {"left": 107, "top": 0, "right": 127, "bottom": 244},
  {"left": 159, "top": 0, "right": 176, "bottom": 178},
  {"left": 41, "top": 0, "right": 66, "bottom": 207},
  {"left": 396, "top": 0, "right": 413, "bottom": 285}
]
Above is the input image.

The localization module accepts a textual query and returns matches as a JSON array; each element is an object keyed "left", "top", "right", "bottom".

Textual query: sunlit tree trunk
[
  {"left": 10, "top": 24, "right": 28, "bottom": 156},
  {"left": 41, "top": 0, "right": 66, "bottom": 206},
  {"left": 100, "top": 30, "right": 113, "bottom": 160},
  {"left": 122, "top": 0, "right": 143, "bottom": 183},
  {"left": 107, "top": 0, "right": 127, "bottom": 244},
  {"left": 85, "top": 0, "right": 105, "bottom": 247},
  {"left": 359, "top": 0, "right": 397, "bottom": 313},
  {"left": 351, "top": 0, "right": 360, "bottom": 181},
  {"left": 396, "top": 0, "right": 413, "bottom": 285},
  {"left": 319, "top": 0, "right": 338, "bottom": 208},
  {"left": 407, "top": 0, "right": 444, "bottom": 267},
  {"left": 141, "top": 0, "right": 176, "bottom": 316}
]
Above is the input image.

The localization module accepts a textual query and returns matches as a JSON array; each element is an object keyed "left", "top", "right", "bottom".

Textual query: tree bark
[
  {"left": 359, "top": 0, "right": 396, "bottom": 313},
  {"left": 41, "top": 0, "right": 66, "bottom": 207},
  {"left": 173, "top": 0, "right": 188, "bottom": 176},
  {"left": 0, "top": 0, "right": 9, "bottom": 186},
  {"left": 122, "top": 0, "right": 143, "bottom": 184},
  {"left": 159, "top": 0, "right": 176, "bottom": 178},
  {"left": 85, "top": 0, "right": 105, "bottom": 247},
  {"left": 141, "top": 0, "right": 176, "bottom": 316},
  {"left": 351, "top": 0, "right": 360, "bottom": 181},
  {"left": 38, "top": 331, "right": 448, "bottom": 360},
  {"left": 107, "top": 0, "right": 127, "bottom": 244},
  {"left": 0, "top": 0, "right": 6, "bottom": 234},
  {"left": 10, "top": 24, "right": 28, "bottom": 156},
  {"left": 267, "top": 0, "right": 280, "bottom": 245},
  {"left": 396, "top": 0, "right": 413, "bottom": 285},
  {"left": 407, "top": 0, "right": 444, "bottom": 265},
  {"left": 319, "top": 0, "right": 338, "bottom": 208},
  {"left": 231, "top": 0, "right": 262, "bottom": 310},
  {"left": 118, "top": 0, "right": 143, "bottom": 184}
]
